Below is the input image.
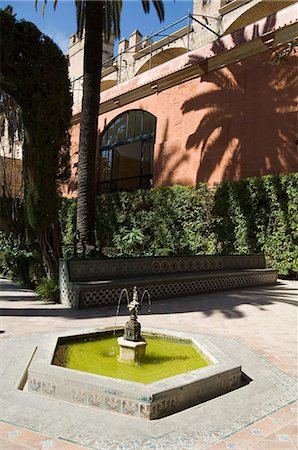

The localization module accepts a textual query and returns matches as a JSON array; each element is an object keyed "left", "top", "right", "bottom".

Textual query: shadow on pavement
[{"left": 0, "top": 280, "right": 297, "bottom": 320}]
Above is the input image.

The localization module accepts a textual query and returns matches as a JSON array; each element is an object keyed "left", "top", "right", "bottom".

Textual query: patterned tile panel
[
  {"left": 59, "top": 261, "right": 78, "bottom": 307},
  {"left": 59, "top": 256, "right": 275, "bottom": 309},
  {"left": 80, "top": 272, "right": 277, "bottom": 308},
  {"left": 66, "top": 255, "right": 266, "bottom": 282}
]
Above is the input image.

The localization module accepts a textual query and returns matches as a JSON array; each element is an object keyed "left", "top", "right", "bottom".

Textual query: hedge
[{"left": 60, "top": 173, "right": 298, "bottom": 278}]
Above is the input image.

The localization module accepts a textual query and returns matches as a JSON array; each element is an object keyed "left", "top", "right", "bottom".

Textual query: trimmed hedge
[
  {"left": 1, "top": 173, "right": 297, "bottom": 285},
  {"left": 60, "top": 173, "right": 298, "bottom": 278},
  {"left": 213, "top": 175, "right": 298, "bottom": 276}
]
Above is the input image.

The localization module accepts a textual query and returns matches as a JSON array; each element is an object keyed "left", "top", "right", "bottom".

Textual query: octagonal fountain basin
[
  {"left": 27, "top": 328, "right": 245, "bottom": 420},
  {"left": 53, "top": 331, "right": 211, "bottom": 384}
]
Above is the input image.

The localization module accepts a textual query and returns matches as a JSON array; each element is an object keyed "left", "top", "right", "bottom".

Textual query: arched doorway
[{"left": 99, "top": 110, "right": 156, "bottom": 193}]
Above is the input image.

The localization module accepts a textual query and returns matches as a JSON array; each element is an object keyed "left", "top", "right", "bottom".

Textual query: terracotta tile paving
[
  {"left": 212, "top": 402, "right": 298, "bottom": 450},
  {"left": 0, "top": 422, "right": 88, "bottom": 450},
  {"left": 0, "top": 441, "right": 31, "bottom": 450},
  {"left": 0, "top": 401, "right": 297, "bottom": 450},
  {"left": 207, "top": 444, "right": 228, "bottom": 450},
  {"left": 0, "top": 278, "right": 297, "bottom": 449}
]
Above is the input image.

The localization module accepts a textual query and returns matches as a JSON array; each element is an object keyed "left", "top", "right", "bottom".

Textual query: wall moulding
[{"left": 70, "top": 4, "right": 298, "bottom": 125}]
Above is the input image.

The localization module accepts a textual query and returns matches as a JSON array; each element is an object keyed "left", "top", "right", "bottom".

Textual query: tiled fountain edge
[{"left": 27, "top": 328, "right": 244, "bottom": 420}]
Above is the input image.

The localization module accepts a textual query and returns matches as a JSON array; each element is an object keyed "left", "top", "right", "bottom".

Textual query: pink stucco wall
[{"left": 67, "top": 48, "right": 298, "bottom": 197}]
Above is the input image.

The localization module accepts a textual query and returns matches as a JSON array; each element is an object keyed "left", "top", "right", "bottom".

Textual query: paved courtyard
[{"left": 0, "top": 277, "right": 297, "bottom": 449}]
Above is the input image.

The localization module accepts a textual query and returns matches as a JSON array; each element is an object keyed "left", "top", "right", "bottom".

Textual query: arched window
[{"left": 99, "top": 110, "right": 156, "bottom": 193}]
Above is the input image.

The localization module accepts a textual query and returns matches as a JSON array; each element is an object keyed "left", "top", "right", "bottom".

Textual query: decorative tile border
[
  {"left": 80, "top": 271, "right": 277, "bottom": 308},
  {"left": 59, "top": 256, "right": 277, "bottom": 309},
  {"left": 2, "top": 329, "right": 297, "bottom": 449},
  {"left": 27, "top": 329, "right": 243, "bottom": 420},
  {"left": 66, "top": 255, "right": 266, "bottom": 281}
]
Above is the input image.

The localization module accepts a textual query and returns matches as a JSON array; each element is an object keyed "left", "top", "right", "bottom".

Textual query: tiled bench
[{"left": 59, "top": 255, "right": 278, "bottom": 309}]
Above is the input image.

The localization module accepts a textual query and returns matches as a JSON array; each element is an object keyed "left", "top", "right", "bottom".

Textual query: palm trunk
[{"left": 76, "top": 0, "right": 103, "bottom": 255}]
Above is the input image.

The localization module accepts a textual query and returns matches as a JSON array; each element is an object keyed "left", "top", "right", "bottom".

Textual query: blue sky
[{"left": 1, "top": 0, "right": 193, "bottom": 53}]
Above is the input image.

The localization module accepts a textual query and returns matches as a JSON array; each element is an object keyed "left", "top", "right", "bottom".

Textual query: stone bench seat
[{"left": 59, "top": 255, "right": 278, "bottom": 309}]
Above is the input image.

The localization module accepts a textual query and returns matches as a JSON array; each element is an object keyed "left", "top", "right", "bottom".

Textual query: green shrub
[
  {"left": 59, "top": 172, "right": 297, "bottom": 278},
  {"left": 213, "top": 174, "right": 298, "bottom": 276},
  {"left": 36, "top": 277, "right": 60, "bottom": 303},
  {"left": 0, "top": 231, "right": 32, "bottom": 285},
  {"left": 0, "top": 231, "right": 45, "bottom": 287},
  {"left": 60, "top": 198, "right": 77, "bottom": 257},
  {"left": 261, "top": 174, "right": 298, "bottom": 276},
  {"left": 94, "top": 185, "right": 217, "bottom": 257}
]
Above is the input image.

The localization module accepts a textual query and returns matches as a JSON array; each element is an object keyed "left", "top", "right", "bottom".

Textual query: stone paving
[{"left": 0, "top": 277, "right": 297, "bottom": 449}]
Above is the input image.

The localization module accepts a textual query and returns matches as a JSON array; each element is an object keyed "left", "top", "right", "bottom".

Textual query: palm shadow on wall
[
  {"left": 154, "top": 118, "right": 193, "bottom": 186},
  {"left": 182, "top": 16, "right": 298, "bottom": 184}
]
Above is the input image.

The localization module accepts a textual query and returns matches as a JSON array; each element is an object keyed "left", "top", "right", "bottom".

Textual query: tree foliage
[{"left": 0, "top": 8, "right": 72, "bottom": 276}]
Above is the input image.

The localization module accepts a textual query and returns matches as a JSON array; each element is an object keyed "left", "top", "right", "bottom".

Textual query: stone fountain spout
[
  {"left": 117, "top": 286, "right": 148, "bottom": 364},
  {"left": 123, "top": 286, "right": 144, "bottom": 342}
]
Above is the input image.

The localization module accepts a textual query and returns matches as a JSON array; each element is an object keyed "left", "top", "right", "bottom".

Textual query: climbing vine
[
  {"left": 0, "top": 8, "right": 72, "bottom": 277},
  {"left": 59, "top": 173, "right": 298, "bottom": 278},
  {"left": 272, "top": 38, "right": 298, "bottom": 64}
]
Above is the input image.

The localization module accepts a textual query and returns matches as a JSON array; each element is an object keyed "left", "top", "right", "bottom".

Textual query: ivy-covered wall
[{"left": 61, "top": 173, "right": 298, "bottom": 278}]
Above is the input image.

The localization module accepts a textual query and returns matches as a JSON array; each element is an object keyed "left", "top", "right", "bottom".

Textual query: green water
[{"left": 53, "top": 333, "right": 211, "bottom": 384}]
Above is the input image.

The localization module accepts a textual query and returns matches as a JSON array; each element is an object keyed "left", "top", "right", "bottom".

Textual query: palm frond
[
  {"left": 112, "top": 0, "right": 122, "bottom": 40},
  {"left": 41, "top": 2, "right": 46, "bottom": 17},
  {"left": 34, "top": 0, "right": 57, "bottom": 17},
  {"left": 34, "top": 0, "right": 48, "bottom": 17},
  {"left": 36, "top": 0, "right": 162, "bottom": 41},
  {"left": 152, "top": 0, "right": 165, "bottom": 22},
  {"left": 75, "top": 0, "right": 85, "bottom": 38},
  {"left": 141, "top": 0, "right": 150, "bottom": 15},
  {"left": 141, "top": 1, "right": 164, "bottom": 22},
  {"left": 104, "top": 1, "right": 112, "bottom": 41},
  {"left": 103, "top": 1, "right": 122, "bottom": 41}
]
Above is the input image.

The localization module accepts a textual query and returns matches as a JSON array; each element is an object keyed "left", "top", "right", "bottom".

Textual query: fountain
[
  {"left": 26, "top": 286, "right": 246, "bottom": 419},
  {"left": 117, "top": 286, "right": 149, "bottom": 364}
]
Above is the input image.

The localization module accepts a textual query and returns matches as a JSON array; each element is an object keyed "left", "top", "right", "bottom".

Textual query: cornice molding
[
  {"left": 71, "top": 4, "right": 297, "bottom": 125},
  {"left": 219, "top": 0, "right": 252, "bottom": 16}
]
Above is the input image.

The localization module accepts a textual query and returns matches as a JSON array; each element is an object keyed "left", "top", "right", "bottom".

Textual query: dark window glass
[
  {"left": 127, "top": 110, "right": 136, "bottom": 139},
  {"left": 99, "top": 149, "right": 112, "bottom": 182},
  {"left": 99, "top": 110, "right": 156, "bottom": 193},
  {"left": 134, "top": 110, "right": 143, "bottom": 137},
  {"left": 143, "top": 111, "right": 153, "bottom": 136},
  {"left": 118, "top": 142, "right": 141, "bottom": 179}
]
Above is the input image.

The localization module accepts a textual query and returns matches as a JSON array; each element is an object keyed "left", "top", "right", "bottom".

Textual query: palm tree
[{"left": 37, "top": 0, "right": 165, "bottom": 255}]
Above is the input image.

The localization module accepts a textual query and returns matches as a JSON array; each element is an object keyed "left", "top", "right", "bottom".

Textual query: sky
[{"left": 0, "top": 0, "right": 194, "bottom": 54}]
